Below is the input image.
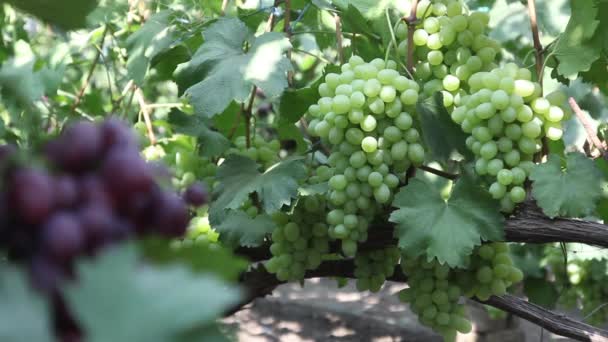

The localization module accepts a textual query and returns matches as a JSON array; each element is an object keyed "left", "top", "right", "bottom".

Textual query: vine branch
[
  {"left": 231, "top": 259, "right": 608, "bottom": 342},
  {"left": 334, "top": 13, "right": 344, "bottom": 64},
  {"left": 71, "top": 25, "right": 109, "bottom": 113},
  {"left": 527, "top": 0, "right": 543, "bottom": 86},
  {"left": 401, "top": 0, "right": 419, "bottom": 75},
  {"left": 419, "top": 165, "right": 459, "bottom": 180},
  {"left": 568, "top": 97, "right": 607, "bottom": 159},
  {"left": 134, "top": 87, "right": 157, "bottom": 145}
]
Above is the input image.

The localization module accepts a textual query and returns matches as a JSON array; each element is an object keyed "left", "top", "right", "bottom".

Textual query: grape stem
[
  {"left": 71, "top": 25, "right": 109, "bottom": 113},
  {"left": 244, "top": 87, "right": 257, "bottom": 148},
  {"left": 134, "top": 87, "right": 157, "bottom": 145},
  {"left": 419, "top": 165, "right": 459, "bottom": 180},
  {"left": 401, "top": 0, "right": 419, "bottom": 75},
  {"left": 568, "top": 97, "right": 608, "bottom": 160},
  {"left": 334, "top": 13, "right": 344, "bottom": 64},
  {"left": 284, "top": 0, "right": 294, "bottom": 86},
  {"left": 526, "top": 0, "right": 543, "bottom": 87}
]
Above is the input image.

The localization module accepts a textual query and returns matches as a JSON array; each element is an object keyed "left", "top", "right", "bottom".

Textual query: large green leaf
[
  {"left": 214, "top": 210, "right": 276, "bottom": 247},
  {"left": 2, "top": 0, "right": 98, "bottom": 29},
  {"left": 184, "top": 18, "right": 292, "bottom": 118},
  {"left": 416, "top": 92, "right": 472, "bottom": 163},
  {"left": 0, "top": 265, "right": 53, "bottom": 342},
  {"left": 65, "top": 244, "right": 239, "bottom": 342},
  {"left": 127, "top": 11, "right": 179, "bottom": 86},
  {"left": 209, "top": 156, "right": 308, "bottom": 223},
  {"left": 390, "top": 175, "right": 504, "bottom": 267},
  {"left": 530, "top": 152, "right": 603, "bottom": 218},
  {"left": 552, "top": 0, "right": 601, "bottom": 78}
]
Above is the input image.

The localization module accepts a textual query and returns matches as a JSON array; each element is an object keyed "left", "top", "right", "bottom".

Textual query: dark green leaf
[
  {"left": 214, "top": 210, "right": 276, "bottom": 247},
  {"left": 416, "top": 92, "right": 472, "bottom": 163},
  {"left": 390, "top": 174, "right": 504, "bottom": 267},
  {"left": 184, "top": 18, "right": 292, "bottom": 118},
  {"left": 210, "top": 156, "right": 308, "bottom": 223},
  {"left": 3, "top": 0, "right": 98, "bottom": 29},
  {"left": 530, "top": 152, "right": 603, "bottom": 218},
  {"left": 524, "top": 277, "right": 560, "bottom": 309}
]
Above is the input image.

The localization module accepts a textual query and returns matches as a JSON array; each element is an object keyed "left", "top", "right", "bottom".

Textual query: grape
[
  {"left": 10, "top": 168, "right": 55, "bottom": 225},
  {"left": 183, "top": 182, "right": 209, "bottom": 206}
]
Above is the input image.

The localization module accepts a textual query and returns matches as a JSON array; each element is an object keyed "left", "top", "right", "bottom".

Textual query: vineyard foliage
[{"left": 0, "top": 0, "right": 607, "bottom": 341}]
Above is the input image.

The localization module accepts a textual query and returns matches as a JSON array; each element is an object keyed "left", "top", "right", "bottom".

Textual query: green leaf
[
  {"left": 390, "top": 175, "right": 504, "bottom": 267},
  {"left": 139, "top": 238, "right": 248, "bottom": 282},
  {"left": 168, "top": 110, "right": 230, "bottom": 157},
  {"left": 333, "top": 0, "right": 398, "bottom": 19},
  {"left": 524, "top": 277, "right": 559, "bottom": 310},
  {"left": 65, "top": 244, "right": 240, "bottom": 342},
  {"left": 127, "top": 11, "right": 179, "bottom": 86},
  {"left": 2, "top": 0, "right": 98, "bottom": 29},
  {"left": 185, "top": 18, "right": 292, "bottom": 118},
  {"left": 552, "top": 0, "right": 601, "bottom": 78},
  {"left": 416, "top": 92, "right": 472, "bottom": 163},
  {"left": 214, "top": 210, "right": 276, "bottom": 247},
  {"left": 530, "top": 152, "right": 603, "bottom": 218},
  {"left": 0, "top": 265, "right": 53, "bottom": 342},
  {"left": 210, "top": 156, "right": 308, "bottom": 223},
  {"left": 566, "top": 243, "right": 608, "bottom": 262},
  {"left": 0, "top": 59, "right": 43, "bottom": 107}
]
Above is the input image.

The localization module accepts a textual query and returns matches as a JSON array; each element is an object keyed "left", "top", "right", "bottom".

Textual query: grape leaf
[
  {"left": 184, "top": 18, "right": 292, "bottom": 118},
  {"left": 333, "top": 0, "right": 398, "bottom": 19},
  {"left": 139, "top": 238, "right": 248, "bottom": 281},
  {"left": 65, "top": 244, "right": 239, "bottom": 342},
  {"left": 0, "top": 265, "right": 53, "bottom": 342},
  {"left": 416, "top": 92, "right": 472, "bottom": 163},
  {"left": 127, "top": 11, "right": 179, "bottom": 86},
  {"left": 552, "top": 0, "right": 601, "bottom": 78},
  {"left": 167, "top": 110, "right": 230, "bottom": 157},
  {"left": 530, "top": 152, "right": 603, "bottom": 218},
  {"left": 524, "top": 277, "right": 559, "bottom": 310},
  {"left": 390, "top": 175, "right": 504, "bottom": 267},
  {"left": 210, "top": 156, "right": 308, "bottom": 223},
  {"left": 566, "top": 243, "right": 608, "bottom": 262},
  {"left": 214, "top": 210, "right": 276, "bottom": 247},
  {"left": 2, "top": 0, "right": 98, "bottom": 29}
]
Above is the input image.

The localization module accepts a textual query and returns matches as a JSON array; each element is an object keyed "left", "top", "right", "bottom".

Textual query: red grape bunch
[{"left": 0, "top": 118, "right": 207, "bottom": 341}]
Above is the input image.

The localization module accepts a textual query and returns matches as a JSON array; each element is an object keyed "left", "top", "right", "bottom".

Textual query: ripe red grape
[
  {"left": 183, "top": 182, "right": 209, "bottom": 206},
  {"left": 10, "top": 168, "right": 55, "bottom": 225},
  {"left": 42, "top": 212, "right": 84, "bottom": 262}
]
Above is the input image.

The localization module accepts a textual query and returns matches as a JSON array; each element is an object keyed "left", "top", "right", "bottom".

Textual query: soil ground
[{"left": 223, "top": 278, "right": 576, "bottom": 342}]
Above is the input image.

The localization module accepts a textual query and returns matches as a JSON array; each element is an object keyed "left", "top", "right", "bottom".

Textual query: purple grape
[
  {"left": 41, "top": 212, "right": 84, "bottom": 262},
  {"left": 77, "top": 204, "right": 114, "bottom": 249},
  {"left": 183, "top": 182, "right": 208, "bottom": 206},
  {"left": 101, "top": 117, "right": 138, "bottom": 152},
  {"left": 151, "top": 192, "right": 189, "bottom": 238},
  {"left": 101, "top": 149, "right": 154, "bottom": 201},
  {"left": 78, "top": 175, "right": 113, "bottom": 209},
  {"left": 51, "top": 121, "right": 103, "bottom": 172},
  {"left": 54, "top": 176, "right": 78, "bottom": 208},
  {"left": 10, "top": 168, "right": 55, "bottom": 225}
]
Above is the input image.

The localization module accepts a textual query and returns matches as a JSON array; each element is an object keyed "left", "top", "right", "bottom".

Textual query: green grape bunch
[
  {"left": 354, "top": 247, "right": 401, "bottom": 292},
  {"left": 399, "top": 243, "right": 523, "bottom": 341},
  {"left": 265, "top": 195, "right": 331, "bottom": 281},
  {"left": 453, "top": 66, "right": 566, "bottom": 212},
  {"left": 395, "top": 0, "right": 502, "bottom": 107},
  {"left": 306, "top": 55, "right": 425, "bottom": 257}
]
